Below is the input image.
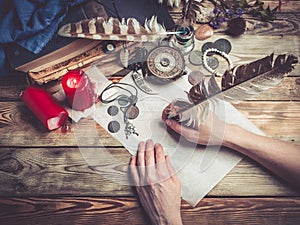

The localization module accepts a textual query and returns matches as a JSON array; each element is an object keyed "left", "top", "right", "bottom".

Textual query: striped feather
[
  {"left": 163, "top": 53, "right": 298, "bottom": 129},
  {"left": 58, "top": 16, "right": 168, "bottom": 42}
]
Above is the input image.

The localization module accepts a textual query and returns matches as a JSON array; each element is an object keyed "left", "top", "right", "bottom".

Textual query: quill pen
[
  {"left": 163, "top": 53, "right": 298, "bottom": 128},
  {"left": 58, "top": 16, "right": 180, "bottom": 42}
]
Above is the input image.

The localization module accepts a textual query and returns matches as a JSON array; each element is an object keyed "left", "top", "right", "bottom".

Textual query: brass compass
[{"left": 146, "top": 46, "right": 185, "bottom": 79}]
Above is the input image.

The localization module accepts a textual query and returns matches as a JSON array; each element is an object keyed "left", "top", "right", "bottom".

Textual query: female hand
[
  {"left": 129, "top": 139, "right": 183, "bottom": 225},
  {"left": 164, "top": 110, "right": 228, "bottom": 146}
]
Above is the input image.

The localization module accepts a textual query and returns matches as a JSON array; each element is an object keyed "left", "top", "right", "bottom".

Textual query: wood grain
[
  {"left": 0, "top": 197, "right": 299, "bottom": 225},
  {"left": 1, "top": 75, "right": 299, "bottom": 101},
  {"left": 0, "top": 147, "right": 298, "bottom": 197},
  {"left": 1, "top": 100, "right": 299, "bottom": 147}
]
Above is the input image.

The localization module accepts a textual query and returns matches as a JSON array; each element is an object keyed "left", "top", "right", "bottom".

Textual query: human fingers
[
  {"left": 129, "top": 155, "right": 139, "bottom": 186},
  {"left": 154, "top": 143, "right": 171, "bottom": 182},
  {"left": 136, "top": 141, "right": 146, "bottom": 183},
  {"left": 145, "top": 139, "right": 155, "bottom": 166},
  {"left": 154, "top": 143, "right": 165, "bottom": 163},
  {"left": 137, "top": 141, "right": 146, "bottom": 166},
  {"left": 165, "top": 155, "right": 180, "bottom": 185},
  {"left": 145, "top": 140, "right": 157, "bottom": 185},
  {"left": 166, "top": 119, "right": 191, "bottom": 136},
  {"left": 165, "top": 119, "right": 197, "bottom": 139}
]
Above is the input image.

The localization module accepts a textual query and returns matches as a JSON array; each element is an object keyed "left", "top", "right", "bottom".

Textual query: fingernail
[{"left": 166, "top": 119, "right": 171, "bottom": 126}]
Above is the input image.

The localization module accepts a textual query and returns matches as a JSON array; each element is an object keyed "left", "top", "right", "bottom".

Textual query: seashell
[{"left": 194, "top": 24, "right": 214, "bottom": 40}]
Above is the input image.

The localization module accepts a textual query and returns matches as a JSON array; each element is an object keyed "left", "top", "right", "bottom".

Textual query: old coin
[
  {"left": 108, "top": 121, "right": 120, "bottom": 133},
  {"left": 125, "top": 105, "right": 140, "bottom": 120},
  {"left": 188, "top": 71, "right": 205, "bottom": 85},
  {"left": 215, "top": 38, "right": 232, "bottom": 54},
  {"left": 206, "top": 56, "right": 219, "bottom": 70},
  {"left": 201, "top": 42, "right": 215, "bottom": 56},
  {"left": 107, "top": 105, "right": 119, "bottom": 116},
  {"left": 189, "top": 50, "right": 203, "bottom": 65}
]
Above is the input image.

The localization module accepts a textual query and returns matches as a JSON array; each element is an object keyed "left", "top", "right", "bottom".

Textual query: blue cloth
[{"left": 0, "top": 0, "right": 86, "bottom": 76}]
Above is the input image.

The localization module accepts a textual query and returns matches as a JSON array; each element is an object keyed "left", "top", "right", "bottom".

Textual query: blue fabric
[{"left": 0, "top": 0, "right": 86, "bottom": 76}]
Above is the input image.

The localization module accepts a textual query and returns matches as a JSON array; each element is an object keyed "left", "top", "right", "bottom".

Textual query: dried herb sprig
[{"left": 208, "top": 0, "right": 279, "bottom": 29}]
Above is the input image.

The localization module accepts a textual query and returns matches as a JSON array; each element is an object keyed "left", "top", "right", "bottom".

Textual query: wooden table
[{"left": 0, "top": 1, "right": 300, "bottom": 224}]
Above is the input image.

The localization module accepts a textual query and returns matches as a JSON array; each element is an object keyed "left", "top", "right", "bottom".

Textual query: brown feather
[
  {"left": 58, "top": 16, "right": 169, "bottom": 42},
  {"left": 163, "top": 53, "right": 298, "bottom": 128}
]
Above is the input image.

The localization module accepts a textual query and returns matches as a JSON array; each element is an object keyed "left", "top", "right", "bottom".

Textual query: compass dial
[{"left": 146, "top": 46, "right": 184, "bottom": 79}]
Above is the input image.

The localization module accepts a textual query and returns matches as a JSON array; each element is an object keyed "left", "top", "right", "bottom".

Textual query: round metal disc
[
  {"left": 201, "top": 42, "right": 215, "bottom": 55},
  {"left": 108, "top": 121, "right": 120, "bottom": 133},
  {"left": 189, "top": 50, "right": 203, "bottom": 65},
  {"left": 215, "top": 38, "right": 232, "bottom": 54},
  {"left": 206, "top": 57, "right": 219, "bottom": 70},
  {"left": 107, "top": 105, "right": 119, "bottom": 116},
  {"left": 147, "top": 46, "right": 184, "bottom": 79},
  {"left": 125, "top": 105, "right": 139, "bottom": 120}
]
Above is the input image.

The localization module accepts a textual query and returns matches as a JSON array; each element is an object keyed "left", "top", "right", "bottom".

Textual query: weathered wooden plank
[
  {"left": 0, "top": 101, "right": 299, "bottom": 146},
  {"left": 186, "top": 13, "right": 300, "bottom": 36},
  {"left": 1, "top": 101, "right": 299, "bottom": 147},
  {"left": 234, "top": 101, "right": 300, "bottom": 143},
  {"left": 0, "top": 197, "right": 299, "bottom": 225},
  {"left": 1, "top": 75, "right": 299, "bottom": 101},
  {"left": 0, "top": 101, "right": 118, "bottom": 147},
  {"left": 0, "top": 75, "right": 28, "bottom": 101},
  {"left": 246, "top": 76, "right": 300, "bottom": 100},
  {"left": 0, "top": 147, "right": 298, "bottom": 197}
]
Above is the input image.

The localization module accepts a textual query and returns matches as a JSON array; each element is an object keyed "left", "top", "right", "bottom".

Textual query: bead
[{"left": 202, "top": 48, "right": 233, "bottom": 77}]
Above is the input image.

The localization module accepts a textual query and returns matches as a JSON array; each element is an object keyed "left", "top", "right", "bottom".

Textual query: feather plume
[
  {"left": 58, "top": 16, "right": 169, "bottom": 42},
  {"left": 163, "top": 53, "right": 298, "bottom": 128}
]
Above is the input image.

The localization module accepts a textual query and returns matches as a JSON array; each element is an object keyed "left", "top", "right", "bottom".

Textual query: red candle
[
  {"left": 22, "top": 86, "right": 69, "bottom": 130},
  {"left": 62, "top": 70, "right": 95, "bottom": 111}
]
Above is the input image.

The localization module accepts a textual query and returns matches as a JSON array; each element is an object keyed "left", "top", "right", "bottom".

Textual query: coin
[
  {"left": 188, "top": 71, "right": 205, "bottom": 85},
  {"left": 201, "top": 42, "right": 215, "bottom": 56},
  {"left": 108, "top": 121, "right": 120, "bottom": 133},
  {"left": 125, "top": 105, "right": 139, "bottom": 120},
  {"left": 214, "top": 38, "right": 232, "bottom": 54},
  {"left": 189, "top": 50, "right": 203, "bottom": 65},
  {"left": 206, "top": 57, "right": 219, "bottom": 70},
  {"left": 107, "top": 105, "right": 119, "bottom": 116}
]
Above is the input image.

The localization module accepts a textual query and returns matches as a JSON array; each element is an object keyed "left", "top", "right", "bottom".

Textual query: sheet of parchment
[{"left": 88, "top": 67, "right": 264, "bottom": 207}]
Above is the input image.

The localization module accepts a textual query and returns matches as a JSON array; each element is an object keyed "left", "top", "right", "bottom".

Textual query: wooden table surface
[{"left": 0, "top": 1, "right": 300, "bottom": 224}]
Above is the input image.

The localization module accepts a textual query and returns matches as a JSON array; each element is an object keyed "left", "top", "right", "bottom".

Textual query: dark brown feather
[{"left": 163, "top": 53, "right": 298, "bottom": 128}]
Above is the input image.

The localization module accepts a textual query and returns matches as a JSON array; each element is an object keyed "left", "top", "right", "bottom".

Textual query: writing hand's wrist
[{"left": 223, "top": 123, "right": 243, "bottom": 149}]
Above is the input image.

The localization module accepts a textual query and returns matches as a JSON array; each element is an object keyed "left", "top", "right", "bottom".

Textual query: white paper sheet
[{"left": 87, "top": 67, "right": 264, "bottom": 207}]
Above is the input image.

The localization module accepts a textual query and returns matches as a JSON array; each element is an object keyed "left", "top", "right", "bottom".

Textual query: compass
[{"left": 146, "top": 46, "right": 185, "bottom": 79}]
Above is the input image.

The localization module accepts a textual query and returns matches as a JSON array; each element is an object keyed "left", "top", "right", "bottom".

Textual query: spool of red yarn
[{"left": 22, "top": 86, "right": 69, "bottom": 130}]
